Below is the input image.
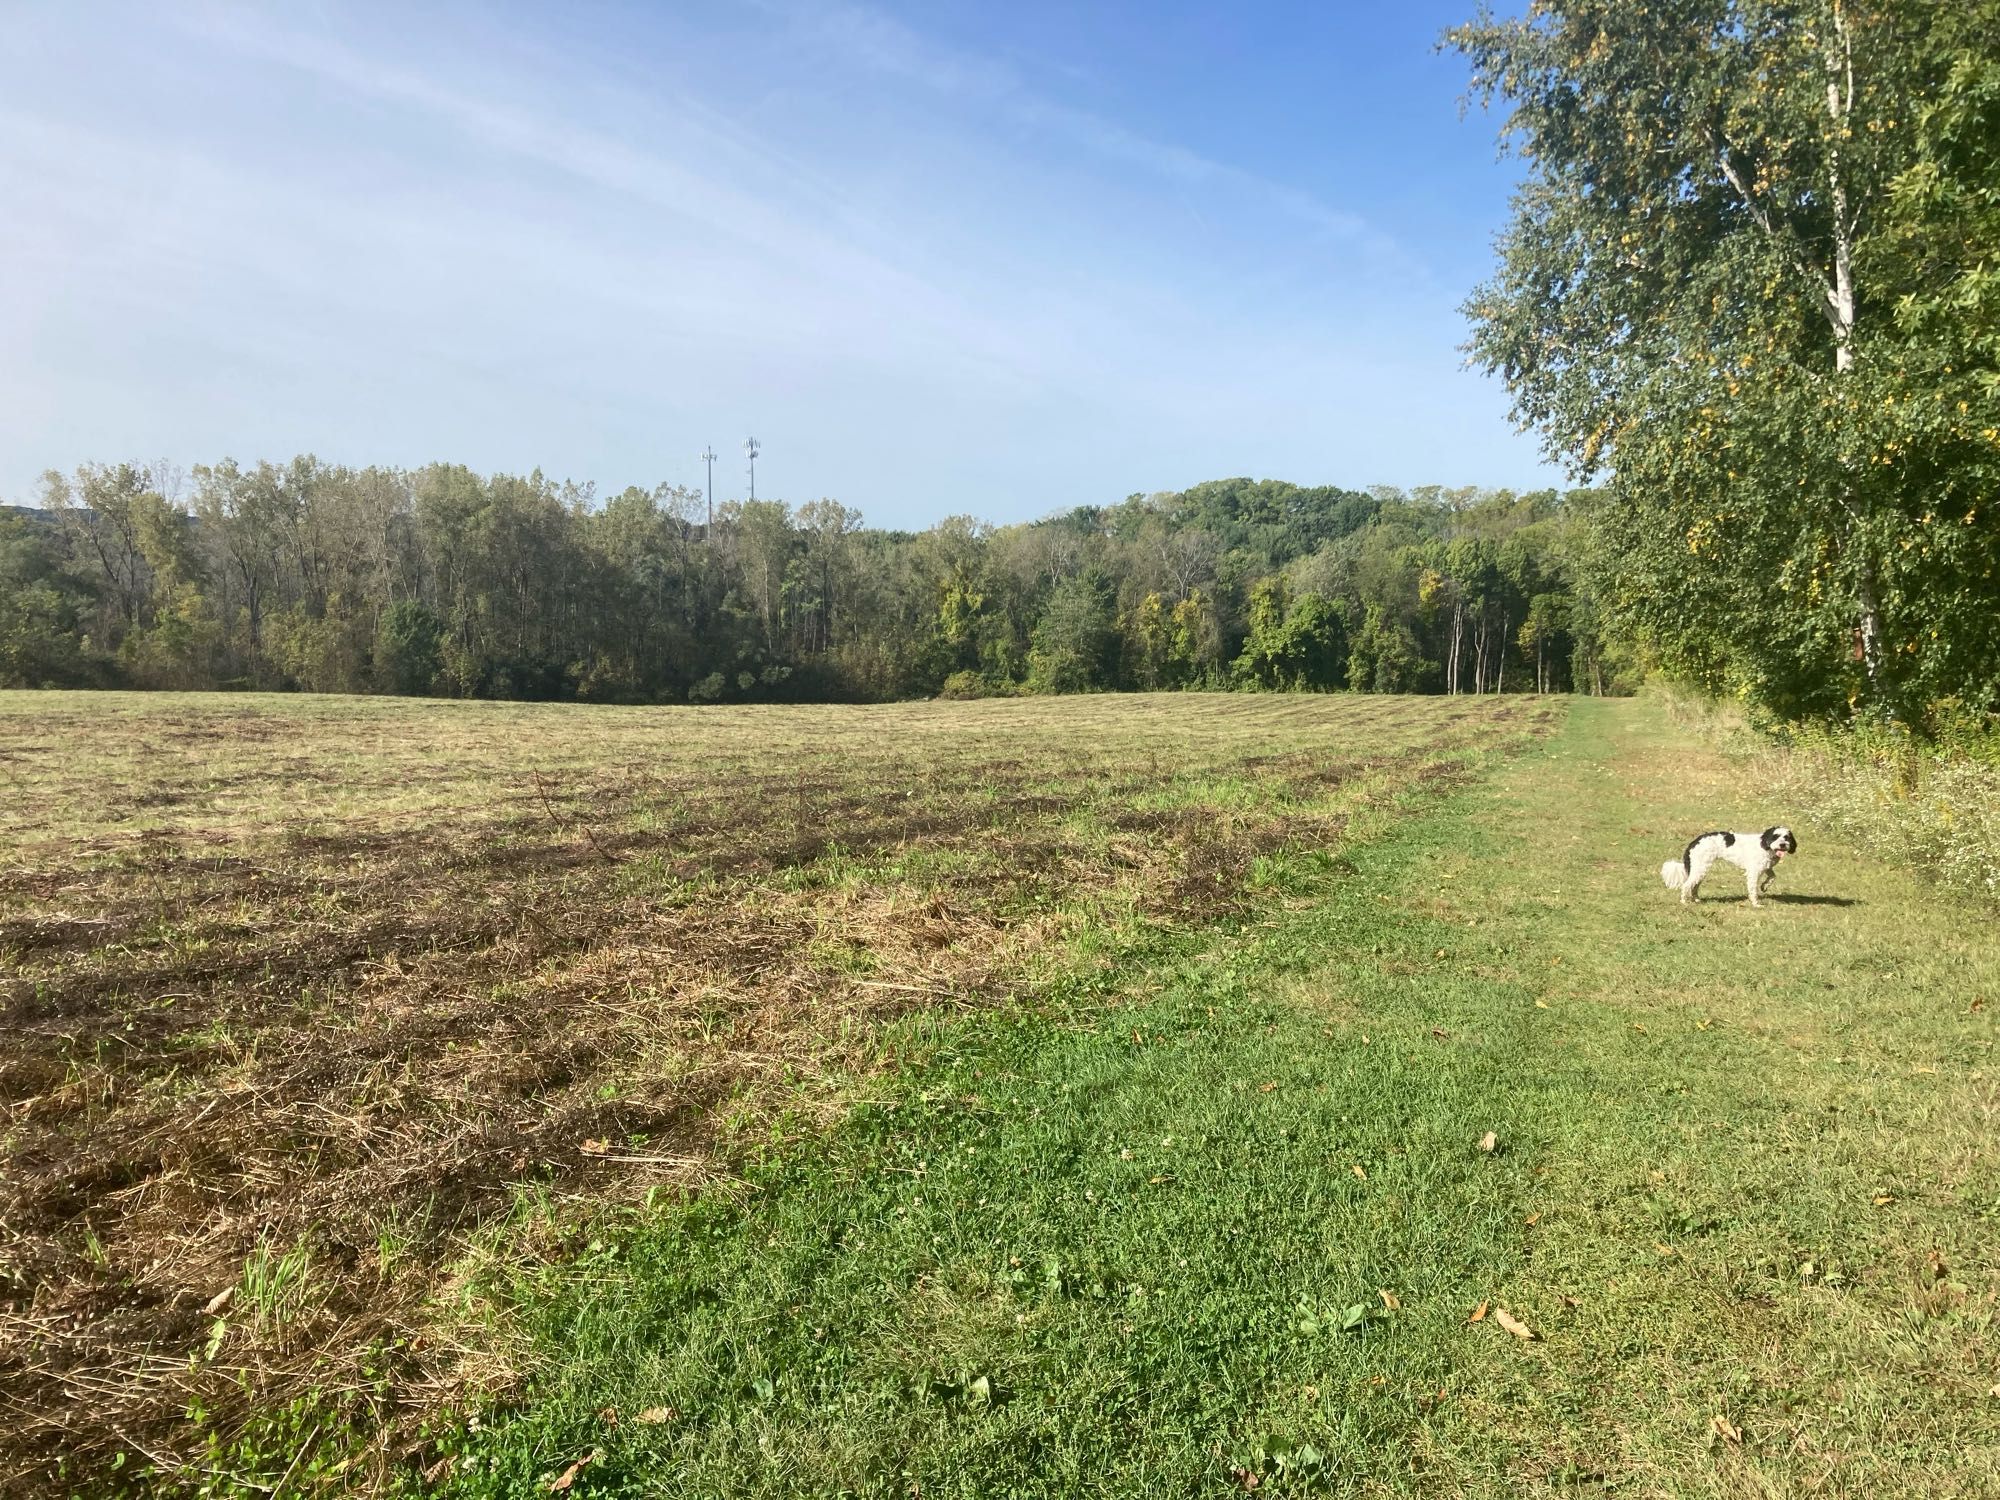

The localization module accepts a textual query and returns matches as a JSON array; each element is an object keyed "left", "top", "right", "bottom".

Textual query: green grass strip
[{"left": 421, "top": 700, "right": 2000, "bottom": 1498}]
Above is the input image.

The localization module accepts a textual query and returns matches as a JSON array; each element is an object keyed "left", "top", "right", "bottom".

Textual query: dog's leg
[
  {"left": 1681, "top": 851, "right": 1705, "bottom": 904},
  {"left": 1747, "top": 863, "right": 1761, "bottom": 907}
]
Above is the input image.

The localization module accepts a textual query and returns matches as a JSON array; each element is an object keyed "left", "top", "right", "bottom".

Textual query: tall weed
[{"left": 1772, "top": 720, "right": 2000, "bottom": 907}]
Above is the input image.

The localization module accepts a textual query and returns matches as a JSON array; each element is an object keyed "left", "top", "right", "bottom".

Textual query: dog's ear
[{"left": 1761, "top": 827, "right": 1779, "bottom": 850}]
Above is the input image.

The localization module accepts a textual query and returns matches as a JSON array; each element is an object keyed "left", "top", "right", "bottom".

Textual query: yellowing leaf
[
  {"left": 1478, "top": 1131, "right": 1498, "bottom": 1153},
  {"left": 1493, "top": 1308, "right": 1536, "bottom": 1341},
  {"left": 634, "top": 1406, "right": 675, "bottom": 1426},
  {"left": 1711, "top": 1414, "right": 1743, "bottom": 1445},
  {"left": 1378, "top": 1289, "right": 1402, "bottom": 1311},
  {"left": 1351, "top": 1164, "right": 1368, "bottom": 1181},
  {"left": 1468, "top": 1300, "right": 1489, "bottom": 1323}
]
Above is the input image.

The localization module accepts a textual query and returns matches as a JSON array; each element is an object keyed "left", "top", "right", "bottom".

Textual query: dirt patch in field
[{"left": 0, "top": 691, "right": 1562, "bottom": 1490}]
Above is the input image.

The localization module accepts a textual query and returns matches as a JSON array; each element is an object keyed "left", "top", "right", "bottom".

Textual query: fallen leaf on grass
[
  {"left": 1468, "top": 1301, "right": 1488, "bottom": 1324},
  {"left": 1524, "top": 1213, "right": 1542, "bottom": 1227},
  {"left": 1655, "top": 1243, "right": 1677, "bottom": 1257},
  {"left": 579, "top": 1139, "right": 609, "bottom": 1157},
  {"left": 1493, "top": 1308, "right": 1537, "bottom": 1341},
  {"left": 1972, "top": 999, "right": 1987, "bottom": 1013},
  {"left": 1710, "top": 1414, "right": 1742, "bottom": 1445},
  {"left": 597, "top": 1406, "right": 618, "bottom": 1428},
  {"left": 1478, "top": 1132, "right": 1498, "bottom": 1154},
  {"left": 1351, "top": 1164, "right": 1368, "bottom": 1182},
  {"left": 633, "top": 1406, "right": 676, "bottom": 1425},
  {"left": 1232, "top": 1467, "right": 1262, "bottom": 1490},
  {"left": 1630, "top": 1023, "right": 1648, "bottom": 1034},
  {"left": 1260, "top": 1082, "right": 1279, "bottom": 1094},
  {"left": 1431, "top": 1028, "right": 1451, "bottom": 1040},
  {"left": 1872, "top": 1193, "right": 1895, "bottom": 1206},
  {"left": 1378, "top": 1289, "right": 1401, "bottom": 1311},
  {"left": 1148, "top": 1174, "right": 1175, "bottom": 1185},
  {"left": 202, "top": 1287, "right": 234, "bottom": 1317},
  {"left": 1534, "top": 999, "right": 1549, "bottom": 1009},
  {"left": 549, "top": 1450, "right": 601, "bottom": 1492}
]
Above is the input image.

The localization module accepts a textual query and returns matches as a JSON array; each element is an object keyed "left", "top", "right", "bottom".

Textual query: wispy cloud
[
  {"left": 0, "top": 1, "right": 1553, "bottom": 516},
  {"left": 173, "top": 4, "right": 1070, "bottom": 390},
  {"left": 760, "top": 0, "right": 1399, "bottom": 254}
]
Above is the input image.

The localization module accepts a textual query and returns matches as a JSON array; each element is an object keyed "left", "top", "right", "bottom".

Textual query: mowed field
[{"left": 0, "top": 691, "right": 1557, "bottom": 1491}]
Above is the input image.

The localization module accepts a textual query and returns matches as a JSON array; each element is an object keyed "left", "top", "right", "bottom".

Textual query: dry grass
[{"left": 0, "top": 689, "right": 1560, "bottom": 1490}]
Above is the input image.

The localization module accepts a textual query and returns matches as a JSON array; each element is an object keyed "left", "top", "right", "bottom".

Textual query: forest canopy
[{"left": 1, "top": 464, "right": 1627, "bottom": 704}]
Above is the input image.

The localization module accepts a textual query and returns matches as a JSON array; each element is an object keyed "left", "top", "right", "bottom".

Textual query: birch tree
[{"left": 1452, "top": 0, "right": 1998, "bottom": 725}]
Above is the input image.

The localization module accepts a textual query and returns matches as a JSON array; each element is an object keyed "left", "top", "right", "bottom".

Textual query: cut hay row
[{"left": 0, "top": 691, "right": 1560, "bottom": 1487}]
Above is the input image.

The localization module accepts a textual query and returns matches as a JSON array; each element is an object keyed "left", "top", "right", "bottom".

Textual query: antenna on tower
[
  {"left": 743, "top": 437, "right": 760, "bottom": 502},
  {"left": 699, "top": 446, "right": 716, "bottom": 528}
]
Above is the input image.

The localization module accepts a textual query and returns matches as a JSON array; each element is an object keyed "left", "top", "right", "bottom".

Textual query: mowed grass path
[{"left": 438, "top": 700, "right": 2000, "bottom": 1499}]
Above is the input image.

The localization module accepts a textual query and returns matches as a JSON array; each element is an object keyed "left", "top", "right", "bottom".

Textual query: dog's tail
[{"left": 1660, "top": 859, "right": 1687, "bottom": 891}]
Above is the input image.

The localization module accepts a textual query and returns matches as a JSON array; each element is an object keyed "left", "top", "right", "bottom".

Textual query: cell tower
[
  {"left": 744, "top": 437, "right": 760, "bottom": 502},
  {"left": 699, "top": 446, "right": 716, "bottom": 527}
]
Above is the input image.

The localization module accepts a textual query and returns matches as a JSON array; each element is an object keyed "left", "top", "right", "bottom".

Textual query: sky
[{"left": 0, "top": 0, "right": 1556, "bottom": 529}]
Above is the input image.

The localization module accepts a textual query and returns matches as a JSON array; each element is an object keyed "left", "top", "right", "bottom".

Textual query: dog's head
[{"left": 1761, "top": 826, "right": 1797, "bottom": 859}]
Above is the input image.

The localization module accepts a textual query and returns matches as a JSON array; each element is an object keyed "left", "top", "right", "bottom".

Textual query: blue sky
[{"left": 0, "top": 1, "right": 1553, "bottom": 529}]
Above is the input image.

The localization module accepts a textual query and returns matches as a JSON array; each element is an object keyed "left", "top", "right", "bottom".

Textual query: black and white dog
[{"left": 1660, "top": 827, "right": 1797, "bottom": 907}]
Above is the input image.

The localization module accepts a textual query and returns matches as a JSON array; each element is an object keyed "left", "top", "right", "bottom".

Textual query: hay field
[{"left": 0, "top": 690, "right": 1558, "bottom": 1488}]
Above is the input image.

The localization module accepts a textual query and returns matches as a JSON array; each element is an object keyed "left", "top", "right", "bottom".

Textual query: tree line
[{"left": 0, "top": 464, "right": 1632, "bottom": 702}]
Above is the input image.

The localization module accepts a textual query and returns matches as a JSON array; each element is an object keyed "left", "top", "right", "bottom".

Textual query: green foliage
[
  {"left": 1234, "top": 580, "right": 1348, "bottom": 691},
  {"left": 4, "top": 462, "right": 1615, "bottom": 703},
  {"left": 1452, "top": 0, "right": 2000, "bottom": 729},
  {"left": 0, "top": 515, "right": 104, "bottom": 687},
  {"left": 1027, "top": 574, "right": 1117, "bottom": 693},
  {"left": 1347, "top": 603, "right": 1427, "bottom": 694},
  {"left": 377, "top": 599, "right": 445, "bottom": 696}
]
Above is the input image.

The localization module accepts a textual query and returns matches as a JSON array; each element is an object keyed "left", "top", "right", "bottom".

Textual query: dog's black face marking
[
  {"left": 1760, "top": 826, "right": 1797, "bottom": 856},
  {"left": 1684, "top": 830, "right": 1733, "bottom": 871}
]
